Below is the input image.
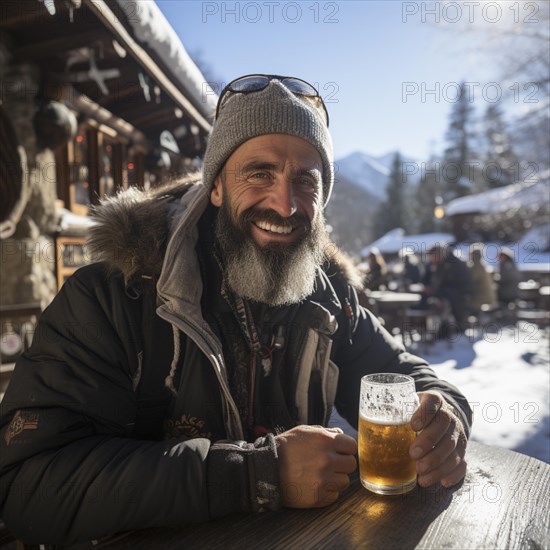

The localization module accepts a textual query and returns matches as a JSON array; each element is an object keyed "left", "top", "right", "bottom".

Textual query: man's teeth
[{"left": 255, "top": 220, "right": 293, "bottom": 234}]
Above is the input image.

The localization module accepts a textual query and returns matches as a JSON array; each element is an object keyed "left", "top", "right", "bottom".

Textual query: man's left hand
[{"left": 409, "top": 391, "right": 468, "bottom": 488}]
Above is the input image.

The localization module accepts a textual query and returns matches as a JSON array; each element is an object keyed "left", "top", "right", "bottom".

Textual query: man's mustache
[{"left": 239, "top": 208, "right": 310, "bottom": 231}]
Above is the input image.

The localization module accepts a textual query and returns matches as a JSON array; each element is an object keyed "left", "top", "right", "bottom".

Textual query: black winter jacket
[{"left": 0, "top": 181, "right": 472, "bottom": 545}]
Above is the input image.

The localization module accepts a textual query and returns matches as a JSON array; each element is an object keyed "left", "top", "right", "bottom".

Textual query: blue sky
[{"left": 157, "top": 0, "right": 512, "bottom": 160}]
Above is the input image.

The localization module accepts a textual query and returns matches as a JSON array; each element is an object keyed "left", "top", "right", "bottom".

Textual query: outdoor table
[
  {"left": 368, "top": 291, "right": 422, "bottom": 305},
  {"left": 96, "top": 441, "right": 549, "bottom": 549},
  {"left": 518, "top": 280, "right": 542, "bottom": 307},
  {"left": 408, "top": 283, "right": 425, "bottom": 293},
  {"left": 518, "top": 280, "right": 541, "bottom": 291},
  {"left": 367, "top": 291, "right": 422, "bottom": 333},
  {"left": 538, "top": 285, "right": 550, "bottom": 309}
]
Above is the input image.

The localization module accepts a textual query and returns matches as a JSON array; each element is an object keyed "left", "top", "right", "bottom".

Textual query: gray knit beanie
[{"left": 202, "top": 80, "right": 334, "bottom": 206}]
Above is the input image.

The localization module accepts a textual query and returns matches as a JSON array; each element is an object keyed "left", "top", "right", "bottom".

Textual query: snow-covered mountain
[
  {"left": 334, "top": 152, "right": 390, "bottom": 199},
  {"left": 334, "top": 150, "right": 418, "bottom": 200},
  {"left": 327, "top": 150, "right": 418, "bottom": 254}
]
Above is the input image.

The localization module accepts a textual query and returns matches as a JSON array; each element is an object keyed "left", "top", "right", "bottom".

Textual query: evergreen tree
[
  {"left": 413, "top": 167, "right": 438, "bottom": 234},
  {"left": 374, "top": 152, "right": 409, "bottom": 237},
  {"left": 442, "top": 81, "right": 478, "bottom": 199},
  {"left": 483, "top": 103, "right": 519, "bottom": 188},
  {"left": 409, "top": 158, "right": 452, "bottom": 234}
]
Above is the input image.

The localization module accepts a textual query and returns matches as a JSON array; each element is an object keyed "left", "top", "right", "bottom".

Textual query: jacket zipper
[
  {"left": 242, "top": 300, "right": 261, "bottom": 434},
  {"left": 157, "top": 306, "right": 245, "bottom": 441}
]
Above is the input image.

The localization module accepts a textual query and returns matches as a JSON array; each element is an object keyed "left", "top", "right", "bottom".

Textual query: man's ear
[{"left": 210, "top": 176, "right": 223, "bottom": 207}]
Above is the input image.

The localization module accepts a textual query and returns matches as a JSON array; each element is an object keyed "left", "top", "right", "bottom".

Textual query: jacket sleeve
[
  {"left": 0, "top": 266, "right": 279, "bottom": 546},
  {"left": 332, "top": 285, "right": 473, "bottom": 436}
]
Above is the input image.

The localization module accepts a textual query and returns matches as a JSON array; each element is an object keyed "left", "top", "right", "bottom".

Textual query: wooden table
[
  {"left": 518, "top": 280, "right": 542, "bottom": 307},
  {"left": 96, "top": 442, "right": 549, "bottom": 549},
  {"left": 368, "top": 291, "right": 422, "bottom": 306},
  {"left": 538, "top": 285, "right": 550, "bottom": 309},
  {"left": 367, "top": 291, "right": 422, "bottom": 334}
]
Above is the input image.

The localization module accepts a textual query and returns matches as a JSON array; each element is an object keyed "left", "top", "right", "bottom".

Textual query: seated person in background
[
  {"left": 467, "top": 244, "right": 497, "bottom": 314},
  {"left": 421, "top": 244, "right": 473, "bottom": 331},
  {"left": 402, "top": 252, "right": 422, "bottom": 289},
  {"left": 0, "top": 74, "right": 472, "bottom": 546},
  {"left": 363, "top": 247, "right": 388, "bottom": 290},
  {"left": 496, "top": 248, "right": 521, "bottom": 306}
]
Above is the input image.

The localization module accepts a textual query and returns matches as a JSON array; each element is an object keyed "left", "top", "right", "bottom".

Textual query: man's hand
[
  {"left": 275, "top": 425, "right": 357, "bottom": 508},
  {"left": 410, "top": 391, "right": 468, "bottom": 488}
]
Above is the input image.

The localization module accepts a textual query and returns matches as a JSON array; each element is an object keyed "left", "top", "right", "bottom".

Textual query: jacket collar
[{"left": 157, "top": 184, "right": 210, "bottom": 308}]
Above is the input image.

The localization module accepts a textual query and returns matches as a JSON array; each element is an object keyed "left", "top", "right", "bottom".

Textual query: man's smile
[
  {"left": 253, "top": 220, "right": 294, "bottom": 235},
  {"left": 248, "top": 218, "right": 306, "bottom": 247}
]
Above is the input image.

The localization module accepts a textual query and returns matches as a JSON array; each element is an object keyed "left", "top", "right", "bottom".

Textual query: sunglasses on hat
[{"left": 215, "top": 74, "right": 329, "bottom": 126}]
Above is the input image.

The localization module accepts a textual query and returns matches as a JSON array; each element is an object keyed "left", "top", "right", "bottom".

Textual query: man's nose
[{"left": 266, "top": 178, "right": 297, "bottom": 218}]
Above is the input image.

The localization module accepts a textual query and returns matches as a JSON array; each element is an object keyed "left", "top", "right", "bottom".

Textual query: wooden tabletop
[
  {"left": 368, "top": 291, "right": 422, "bottom": 305},
  {"left": 97, "top": 441, "right": 549, "bottom": 549},
  {"left": 518, "top": 281, "right": 541, "bottom": 291}
]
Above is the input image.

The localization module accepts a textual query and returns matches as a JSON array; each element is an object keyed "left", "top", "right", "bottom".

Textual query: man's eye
[
  {"left": 297, "top": 177, "right": 317, "bottom": 188},
  {"left": 249, "top": 171, "right": 270, "bottom": 180}
]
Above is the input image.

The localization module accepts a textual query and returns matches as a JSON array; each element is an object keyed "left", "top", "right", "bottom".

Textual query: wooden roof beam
[
  {"left": 14, "top": 29, "right": 111, "bottom": 61},
  {"left": 60, "top": 84, "right": 148, "bottom": 146},
  {"left": 132, "top": 108, "right": 186, "bottom": 129},
  {"left": 84, "top": 0, "right": 211, "bottom": 134}
]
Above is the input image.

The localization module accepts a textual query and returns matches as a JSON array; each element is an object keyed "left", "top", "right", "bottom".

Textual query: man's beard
[{"left": 214, "top": 198, "right": 330, "bottom": 307}]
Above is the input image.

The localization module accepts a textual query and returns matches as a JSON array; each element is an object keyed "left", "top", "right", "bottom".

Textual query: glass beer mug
[{"left": 358, "top": 373, "right": 420, "bottom": 495}]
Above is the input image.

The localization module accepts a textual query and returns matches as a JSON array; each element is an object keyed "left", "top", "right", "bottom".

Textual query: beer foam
[{"left": 359, "top": 413, "right": 413, "bottom": 426}]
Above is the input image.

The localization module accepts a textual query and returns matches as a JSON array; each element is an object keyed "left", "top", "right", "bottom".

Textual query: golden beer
[
  {"left": 358, "top": 373, "right": 419, "bottom": 495},
  {"left": 358, "top": 414, "right": 417, "bottom": 494}
]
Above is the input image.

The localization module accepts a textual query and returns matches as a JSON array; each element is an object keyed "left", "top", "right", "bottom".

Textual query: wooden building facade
[{"left": 0, "top": 0, "right": 214, "bottom": 365}]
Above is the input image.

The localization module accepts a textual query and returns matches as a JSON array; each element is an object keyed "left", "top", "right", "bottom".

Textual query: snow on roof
[
  {"left": 361, "top": 228, "right": 455, "bottom": 256},
  {"left": 517, "top": 222, "right": 550, "bottom": 253},
  {"left": 114, "top": 0, "right": 217, "bottom": 118},
  {"left": 445, "top": 174, "right": 550, "bottom": 217}
]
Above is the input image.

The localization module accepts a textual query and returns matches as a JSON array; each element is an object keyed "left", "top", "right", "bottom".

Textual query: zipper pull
[
  {"left": 271, "top": 325, "right": 285, "bottom": 350},
  {"left": 343, "top": 297, "right": 354, "bottom": 345}
]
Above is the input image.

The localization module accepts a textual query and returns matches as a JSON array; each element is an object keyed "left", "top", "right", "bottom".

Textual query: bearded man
[{"left": 0, "top": 75, "right": 472, "bottom": 546}]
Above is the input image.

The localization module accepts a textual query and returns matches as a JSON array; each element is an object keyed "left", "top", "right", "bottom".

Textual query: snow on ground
[{"left": 330, "top": 322, "right": 550, "bottom": 464}]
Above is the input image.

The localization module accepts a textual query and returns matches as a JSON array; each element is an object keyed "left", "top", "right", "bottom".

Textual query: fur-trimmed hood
[
  {"left": 87, "top": 174, "right": 364, "bottom": 291},
  {"left": 87, "top": 175, "right": 201, "bottom": 286}
]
